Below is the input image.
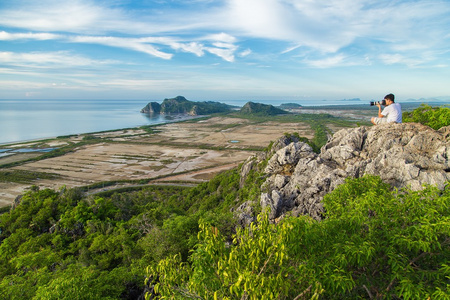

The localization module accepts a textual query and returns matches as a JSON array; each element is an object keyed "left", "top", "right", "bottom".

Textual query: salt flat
[{"left": 0, "top": 114, "right": 361, "bottom": 206}]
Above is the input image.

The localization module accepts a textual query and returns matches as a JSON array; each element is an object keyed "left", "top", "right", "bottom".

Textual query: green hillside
[
  {"left": 239, "top": 101, "right": 289, "bottom": 116},
  {"left": 154, "top": 96, "right": 233, "bottom": 115},
  {"left": 0, "top": 104, "right": 449, "bottom": 299}
]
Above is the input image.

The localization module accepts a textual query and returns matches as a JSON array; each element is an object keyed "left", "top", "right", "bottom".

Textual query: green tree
[
  {"left": 147, "top": 176, "right": 450, "bottom": 299},
  {"left": 403, "top": 104, "right": 450, "bottom": 129}
]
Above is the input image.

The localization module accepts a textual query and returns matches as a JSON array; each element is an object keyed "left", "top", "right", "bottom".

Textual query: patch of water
[{"left": 11, "top": 148, "right": 56, "bottom": 153}]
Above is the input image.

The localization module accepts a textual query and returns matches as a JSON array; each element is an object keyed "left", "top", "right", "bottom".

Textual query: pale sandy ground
[
  {"left": 0, "top": 117, "right": 314, "bottom": 206},
  {"left": 0, "top": 116, "right": 334, "bottom": 206}
]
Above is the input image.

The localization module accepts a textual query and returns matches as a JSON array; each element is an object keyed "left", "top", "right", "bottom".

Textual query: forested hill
[
  {"left": 140, "top": 97, "right": 290, "bottom": 116},
  {"left": 238, "top": 101, "right": 288, "bottom": 116},
  {"left": 0, "top": 105, "right": 449, "bottom": 299},
  {"left": 140, "top": 95, "right": 234, "bottom": 115}
]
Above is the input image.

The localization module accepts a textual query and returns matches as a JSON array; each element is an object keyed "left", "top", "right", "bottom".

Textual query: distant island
[
  {"left": 140, "top": 96, "right": 233, "bottom": 115},
  {"left": 239, "top": 101, "right": 289, "bottom": 116},
  {"left": 141, "top": 96, "right": 289, "bottom": 116},
  {"left": 278, "top": 103, "right": 303, "bottom": 109}
]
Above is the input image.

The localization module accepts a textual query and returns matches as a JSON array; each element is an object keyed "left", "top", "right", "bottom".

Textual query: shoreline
[
  {"left": 0, "top": 115, "right": 319, "bottom": 206},
  {"left": 0, "top": 102, "right": 443, "bottom": 206},
  {"left": 0, "top": 114, "right": 203, "bottom": 147},
  {"left": 1, "top": 101, "right": 443, "bottom": 146}
]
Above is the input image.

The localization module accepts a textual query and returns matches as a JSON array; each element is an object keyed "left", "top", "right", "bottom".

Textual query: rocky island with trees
[
  {"left": 140, "top": 96, "right": 234, "bottom": 115},
  {"left": 140, "top": 95, "right": 289, "bottom": 116}
]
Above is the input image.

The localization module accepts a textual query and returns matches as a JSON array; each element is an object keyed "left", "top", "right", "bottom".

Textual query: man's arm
[{"left": 376, "top": 103, "right": 384, "bottom": 118}]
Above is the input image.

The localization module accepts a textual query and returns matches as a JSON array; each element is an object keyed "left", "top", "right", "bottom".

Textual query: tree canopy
[
  {"left": 149, "top": 175, "right": 450, "bottom": 299},
  {"left": 403, "top": 104, "right": 450, "bottom": 129}
]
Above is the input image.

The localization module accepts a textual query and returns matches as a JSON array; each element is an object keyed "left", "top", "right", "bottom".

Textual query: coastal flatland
[{"left": 0, "top": 113, "right": 362, "bottom": 207}]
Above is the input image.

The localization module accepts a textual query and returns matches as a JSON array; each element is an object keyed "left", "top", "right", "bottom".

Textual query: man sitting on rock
[{"left": 371, "top": 93, "right": 402, "bottom": 125}]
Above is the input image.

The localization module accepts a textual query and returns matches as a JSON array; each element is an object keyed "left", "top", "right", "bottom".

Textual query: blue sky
[{"left": 1, "top": 0, "right": 450, "bottom": 102}]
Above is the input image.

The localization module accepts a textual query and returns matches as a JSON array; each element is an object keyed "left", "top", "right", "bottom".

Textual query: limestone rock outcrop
[
  {"left": 239, "top": 123, "right": 450, "bottom": 222},
  {"left": 140, "top": 102, "right": 161, "bottom": 114}
]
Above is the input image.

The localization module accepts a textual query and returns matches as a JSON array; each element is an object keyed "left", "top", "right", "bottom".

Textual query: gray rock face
[
  {"left": 242, "top": 123, "right": 450, "bottom": 222},
  {"left": 140, "top": 102, "right": 161, "bottom": 114}
]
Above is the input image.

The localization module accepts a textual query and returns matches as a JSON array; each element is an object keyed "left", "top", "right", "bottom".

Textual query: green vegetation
[
  {"left": 1, "top": 161, "right": 448, "bottom": 299},
  {"left": 0, "top": 170, "right": 60, "bottom": 183},
  {"left": 139, "top": 125, "right": 161, "bottom": 134},
  {"left": 0, "top": 144, "right": 77, "bottom": 169},
  {"left": 157, "top": 96, "right": 233, "bottom": 115},
  {"left": 1, "top": 129, "right": 448, "bottom": 300},
  {"left": 403, "top": 104, "right": 450, "bottom": 129},
  {"left": 149, "top": 175, "right": 450, "bottom": 299},
  {"left": 82, "top": 135, "right": 102, "bottom": 141},
  {"left": 238, "top": 101, "right": 288, "bottom": 116},
  {"left": 0, "top": 166, "right": 261, "bottom": 299},
  {"left": 228, "top": 112, "right": 355, "bottom": 153},
  {"left": 230, "top": 110, "right": 358, "bottom": 126},
  {"left": 3, "top": 108, "right": 447, "bottom": 299},
  {"left": 310, "top": 122, "right": 330, "bottom": 153},
  {"left": 278, "top": 103, "right": 303, "bottom": 109}
]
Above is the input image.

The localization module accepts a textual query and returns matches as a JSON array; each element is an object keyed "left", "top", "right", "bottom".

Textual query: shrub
[{"left": 403, "top": 104, "right": 450, "bottom": 129}]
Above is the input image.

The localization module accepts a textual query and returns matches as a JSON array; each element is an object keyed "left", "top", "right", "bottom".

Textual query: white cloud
[
  {"left": 165, "top": 41, "right": 205, "bottom": 57},
  {"left": 225, "top": 0, "right": 296, "bottom": 39},
  {"left": 281, "top": 44, "right": 301, "bottom": 54},
  {"left": 205, "top": 47, "right": 235, "bottom": 62},
  {"left": 223, "top": 0, "right": 450, "bottom": 56},
  {"left": 0, "top": 51, "right": 116, "bottom": 67},
  {"left": 70, "top": 36, "right": 173, "bottom": 60},
  {"left": 0, "top": 31, "right": 60, "bottom": 40},
  {"left": 2, "top": 0, "right": 447, "bottom": 65},
  {"left": 303, "top": 54, "right": 347, "bottom": 68},
  {"left": 0, "top": 0, "right": 223, "bottom": 35},
  {"left": 224, "top": 0, "right": 357, "bottom": 52},
  {"left": 378, "top": 54, "right": 422, "bottom": 67},
  {"left": 100, "top": 79, "right": 181, "bottom": 90},
  {"left": 239, "top": 49, "right": 252, "bottom": 57},
  {"left": 0, "top": 29, "right": 242, "bottom": 62},
  {"left": 203, "top": 32, "right": 237, "bottom": 43},
  {"left": 0, "top": 1, "right": 106, "bottom": 32},
  {"left": 1, "top": 0, "right": 449, "bottom": 75}
]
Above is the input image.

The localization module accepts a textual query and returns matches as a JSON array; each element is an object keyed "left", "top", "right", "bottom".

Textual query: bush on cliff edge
[{"left": 403, "top": 104, "right": 450, "bottom": 129}]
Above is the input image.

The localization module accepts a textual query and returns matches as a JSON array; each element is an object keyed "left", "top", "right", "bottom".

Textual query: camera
[{"left": 370, "top": 100, "right": 386, "bottom": 106}]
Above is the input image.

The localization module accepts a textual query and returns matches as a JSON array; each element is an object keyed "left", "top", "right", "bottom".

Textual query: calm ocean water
[
  {"left": 0, "top": 99, "right": 192, "bottom": 145},
  {"left": 1, "top": 98, "right": 444, "bottom": 145},
  {"left": 0, "top": 98, "right": 355, "bottom": 145}
]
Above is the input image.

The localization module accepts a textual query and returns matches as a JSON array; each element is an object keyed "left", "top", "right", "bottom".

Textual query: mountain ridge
[{"left": 141, "top": 96, "right": 289, "bottom": 116}]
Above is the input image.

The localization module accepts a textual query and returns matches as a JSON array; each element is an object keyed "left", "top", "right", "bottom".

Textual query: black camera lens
[{"left": 369, "top": 100, "right": 386, "bottom": 106}]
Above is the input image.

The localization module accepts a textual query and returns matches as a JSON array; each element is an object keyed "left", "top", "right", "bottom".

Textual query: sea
[
  {"left": 0, "top": 99, "right": 177, "bottom": 145},
  {"left": 0, "top": 98, "right": 447, "bottom": 145}
]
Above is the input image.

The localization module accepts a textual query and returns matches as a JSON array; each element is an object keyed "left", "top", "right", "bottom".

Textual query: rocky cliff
[
  {"left": 140, "top": 102, "right": 161, "bottom": 114},
  {"left": 140, "top": 96, "right": 233, "bottom": 115},
  {"left": 237, "top": 123, "right": 450, "bottom": 224}
]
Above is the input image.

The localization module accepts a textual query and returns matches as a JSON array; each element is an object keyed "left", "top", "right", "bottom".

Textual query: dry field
[{"left": 0, "top": 116, "right": 316, "bottom": 206}]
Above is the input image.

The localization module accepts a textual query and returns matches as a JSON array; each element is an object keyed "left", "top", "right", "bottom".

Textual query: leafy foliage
[
  {"left": 2, "top": 120, "right": 448, "bottom": 299},
  {"left": 148, "top": 176, "right": 450, "bottom": 299},
  {"left": 0, "top": 170, "right": 60, "bottom": 183},
  {"left": 238, "top": 101, "right": 288, "bottom": 116},
  {"left": 403, "top": 104, "right": 450, "bottom": 129},
  {"left": 159, "top": 96, "right": 233, "bottom": 115},
  {"left": 0, "top": 167, "right": 249, "bottom": 299}
]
